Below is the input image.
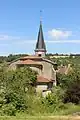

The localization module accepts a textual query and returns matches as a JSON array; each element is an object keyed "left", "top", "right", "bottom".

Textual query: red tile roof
[
  {"left": 37, "top": 76, "right": 52, "bottom": 83},
  {"left": 17, "top": 59, "right": 42, "bottom": 65},
  {"left": 20, "top": 55, "right": 42, "bottom": 60},
  {"left": 57, "top": 66, "right": 67, "bottom": 74}
]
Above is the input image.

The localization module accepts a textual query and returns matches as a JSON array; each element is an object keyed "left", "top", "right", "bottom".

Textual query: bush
[
  {"left": 41, "top": 88, "right": 63, "bottom": 113},
  {"left": 64, "top": 79, "right": 80, "bottom": 104},
  {"left": 1, "top": 103, "right": 16, "bottom": 116},
  {"left": 0, "top": 67, "right": 37, "bottom": 115}
]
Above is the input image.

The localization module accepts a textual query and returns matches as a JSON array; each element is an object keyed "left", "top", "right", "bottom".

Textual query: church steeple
[{"left": 35, "top": 21, "right": 46, "bottom": 57}]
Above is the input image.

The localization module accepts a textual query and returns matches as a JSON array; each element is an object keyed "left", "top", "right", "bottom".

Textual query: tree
[
  {"left": 63, "top": 66, "right": 80, "bottom": 104},
  {"left": 0, "top": 67, "right": 37, "bottom": 115},
  {"left": 64, "top": 79, "right": 80, "bottom": 104}
]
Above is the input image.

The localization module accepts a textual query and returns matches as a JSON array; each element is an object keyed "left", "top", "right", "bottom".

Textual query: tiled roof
[
  {"left": 57, "top": 64, "right": 72, "bottom": 75},
  {"left": 20, "top": 55, "right": 42, "bottom": 60},
  {"left": 19, "top": 56, "right": 56, "bottom": 65},
  {"left": 37, "top": 76, "right": 52, "bottom": 83},
  {"left": 57, "top": 66, "right": 67, "bottom": 74},
  {"left": 17, "top": 59, "right": 42, "bottom": 65}
]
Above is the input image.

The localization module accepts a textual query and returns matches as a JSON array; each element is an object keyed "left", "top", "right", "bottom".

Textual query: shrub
[
  {"left": 0, "top": 67, "right": 37, "bottom": 115},
  {"left": 1, "top": 103, "right": 16, "bottom": 116}
]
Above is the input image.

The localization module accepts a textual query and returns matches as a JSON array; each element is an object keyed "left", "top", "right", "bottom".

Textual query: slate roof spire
[{"left": 35, "top": 21, "right": 46, "bottom": 53}]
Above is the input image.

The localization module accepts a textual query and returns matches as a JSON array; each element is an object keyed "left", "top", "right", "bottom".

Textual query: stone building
[{"left": 9, "top": 21, "right": 57, "bottom": 92}]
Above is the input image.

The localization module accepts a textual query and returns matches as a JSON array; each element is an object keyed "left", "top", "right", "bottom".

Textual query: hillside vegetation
[{"left": 0, "top": 54, "right": 80, "bottom": 116}]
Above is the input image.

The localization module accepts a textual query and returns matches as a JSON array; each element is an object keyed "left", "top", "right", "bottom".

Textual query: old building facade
[{"left": 9, "top": 21, "right": 57, "bottom": 92}]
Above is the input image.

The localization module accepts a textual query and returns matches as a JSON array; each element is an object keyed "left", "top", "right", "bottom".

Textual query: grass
[
  {"left": 0, "top": 116, "right": 80, "bottom": 120},
  {"left": 0, "top": 103, "right": 80, "bottom": 120}
]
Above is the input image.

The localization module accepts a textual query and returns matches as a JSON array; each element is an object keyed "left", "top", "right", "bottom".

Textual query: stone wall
[
  {"left": 36, "top": 84, "right": 48, "bottom": 92},
  {"left": 42, "top": 61, "right": 54, "bottom": 80}
]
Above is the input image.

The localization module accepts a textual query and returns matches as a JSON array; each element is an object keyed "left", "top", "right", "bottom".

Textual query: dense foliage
[
  {"left": 0, "top": 54, "right": 80, "bottom": 116},
  {"left": 56, "top": 65, "right": 80, "bottom": 104},
  {"left": 0, "top": 67, "right": 37, "bottom": 115}
]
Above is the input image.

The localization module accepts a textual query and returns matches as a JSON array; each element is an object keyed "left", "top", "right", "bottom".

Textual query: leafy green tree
[
  {"left": 63, "top": 66, "right": 80, "bottom": 104},
  {"left": 0, "top": 67, "right": 37, "bottom": 115},
  {"left": 64, "top": 79, "right": 80, "bottom": 104},
  {"left": 56, "top": 65, "right": 80, "bottom": 104}
]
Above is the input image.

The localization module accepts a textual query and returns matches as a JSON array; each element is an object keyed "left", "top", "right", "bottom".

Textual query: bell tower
[{"left": 35, "top": 17, "right": 46, "bottom": 57}]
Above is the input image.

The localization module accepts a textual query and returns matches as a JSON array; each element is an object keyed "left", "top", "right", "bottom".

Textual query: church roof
[
  {"left": 9, "top": 55, "right": 56, "bottom": 65},
  {"left": 35, "top": 22, "right": 46, "bottom": 52},
  {"left": 17, "top": 59, "right": 42, "bottom": 65},
  {"left": 37, "top": 76, "right": 52, "bottom": 83},
  {"left": 20, "top": 55, "right": 42, "bottom": 60}
]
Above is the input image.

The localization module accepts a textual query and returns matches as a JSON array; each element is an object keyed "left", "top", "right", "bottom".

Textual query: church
[{"left": 9, "top": 21, "right": 57, "bottom": 92}]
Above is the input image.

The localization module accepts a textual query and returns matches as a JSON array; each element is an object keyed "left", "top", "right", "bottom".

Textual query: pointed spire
[
  {"left": 35, "top": 22, "right": 46, "bottom": 52},
  {"left": 35, "top": 11, "right": 46, "bottom": 57}
]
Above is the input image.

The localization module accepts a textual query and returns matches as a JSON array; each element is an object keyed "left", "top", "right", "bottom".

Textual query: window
[{"left": 38, "top": 54, "right": 41, "bottom": 57}]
